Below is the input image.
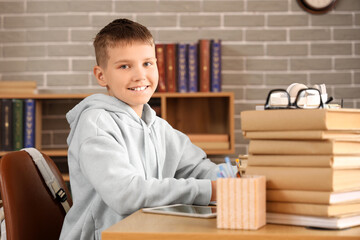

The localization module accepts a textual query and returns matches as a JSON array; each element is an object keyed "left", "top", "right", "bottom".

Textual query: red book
[
  {"left": 165, "top": 44, "right": 177, "bottom": 92},
  {"left": 155, "top": 44, "right": 166, "bottom": 92},
  {"left": 199, "top": 39, "right": 210, "bottom": 92}
]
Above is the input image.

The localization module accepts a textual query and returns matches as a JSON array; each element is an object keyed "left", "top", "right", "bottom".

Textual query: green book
[{"left": 12, "top": 99, "right": 23, "bottom": 150}]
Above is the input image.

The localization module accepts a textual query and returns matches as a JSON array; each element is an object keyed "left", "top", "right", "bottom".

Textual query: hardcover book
[
  {"left": 267, "top": 212, "right": 360, "bottom": 229},
  {"left": 199, "top": 39, "right": 210, "bottom": 92},
  {"left": 267, "top": 189, "right": 360, "bottom": 204},
  {"left": 248, "top": 139, "right": 360, "bottom": 155},
  {"left": 245, "top": 166, "right": 360, "bottom": 191},
  {"left": 177, "top": 43, "right": 188, "bottom": 93},
  {"left": 155, "top": 44, "right": 167, "bottom": 92},
  {"left": 187, "top": 43, "right": 198, "bottom": 92},
  {"left": 267, "top": 201, "right": 360, "bottom": 217},
  {"left": 12, "top": 99, "right": 23, "bottom": 150},
  {"left": 210, "top": 39, "right": 221, "bottom": 92},
  {"left": 165, "top": 43, "right": 177, "bottom": 92},
  {"left": 1, "top": 99, "right": 13, "bottom": 151},
  {"left": 247, "top": 154, "right": 360, "bottom": 169},
  {"left": 24, "top": 99, "right": 35, "bottom": 148},
  {"left": 243, "top": 130, "right": 360, "bottom": 140},
  {"left": 241, "top": 108, "right": 360, "bottom": 131}
]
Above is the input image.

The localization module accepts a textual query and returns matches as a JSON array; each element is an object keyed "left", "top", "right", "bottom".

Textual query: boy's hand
[{"left": 211, "top": 181, "right": 216, "bottom": 201}]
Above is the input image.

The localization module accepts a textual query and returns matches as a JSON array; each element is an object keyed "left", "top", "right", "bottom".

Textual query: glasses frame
[{"left": 264, "top": 88, "right": 324, "bottom": 110}]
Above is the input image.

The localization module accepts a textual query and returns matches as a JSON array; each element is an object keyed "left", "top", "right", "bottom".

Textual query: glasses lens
[
  {"left": 296, "top": 89, "right": 321, "bottom": 109},
  {"left": 268, "top": 90, "right": 289, "bottom": 108}
]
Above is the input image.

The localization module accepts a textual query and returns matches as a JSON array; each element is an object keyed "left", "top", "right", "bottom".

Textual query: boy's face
[{"left": 94, "top": 41, "right": 158, "bottom": 117}]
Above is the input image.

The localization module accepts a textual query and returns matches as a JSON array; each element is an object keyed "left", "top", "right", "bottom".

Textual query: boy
[{"left": 60, "top": 19, "right": 220, "bottom": 240}]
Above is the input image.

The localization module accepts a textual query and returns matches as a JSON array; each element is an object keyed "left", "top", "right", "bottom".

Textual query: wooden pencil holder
[{"left": 216, "top": 175, "right": 266, "bottom": 230}]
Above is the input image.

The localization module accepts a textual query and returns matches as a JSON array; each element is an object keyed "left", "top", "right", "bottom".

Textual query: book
[
  {"left": 267, "top": 212, "right": 360, "bottom": 229},
  {"left": 165, "top": 43, "right": 176, "bottom": 92},
  {"left": 210, "top": 39, "right": 221, "bottom": 92},
  {"left": 0, "top": 81, "right": 37, "bottom": 94},
  {"left": 155, "top": 44, "right": 167, "bottom": 92},
  {"left": 187, "top": 134, "right": 228, "bottom": 143},
  {"left": 1, "top": 99, "right": 13, "bottom": 151},
  {"left": 267, "top": 202, "right": 360, "bottom": 217},
  {"left": 192, "top": 141, "right": 229, "bottom": 150},
  {"left": 243, "top": 130, "right": 360, "bottom": 140},
  {"left": 245, "top": 166, "right": 360, "bottom": 191},
  {"left": 247, "top": 155, "right": 360, "bottom": 169},
  {"left": 199, "top": 39, "right": 210, "bottom": 92},
  {"left": 24, "top": 99, "right": 35, "bottom": 148},
  {"left": 12, "top": 99, "right": 24, "bottom": 150},
  {"left": 248, "top": 139, "right": 360, "bottom": 155},
  {"left": 187, "top": 43, "right": 198, "bottom": 92},
  {"left": 241, "top": 108, "right": 360, "bottom": 131},
  {"left": 177, "top": 43, "right": 188, "bottom": 93},
  {"left": 267, "top": 189, "right": 360, "bottom": 204}
]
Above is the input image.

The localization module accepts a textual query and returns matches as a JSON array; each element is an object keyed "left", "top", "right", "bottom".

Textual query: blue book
[
  {"left": 187, "top": 43, "right": 198, "bottom": 92},
  {"left": 177, "top": 43, "right": 188, "bottom": 93},
  {"left": 210, "top": 39, "right": 222, "bottom": 92},
  {"left": 24, "top": 99, "right": 35, "bottom": 148}
]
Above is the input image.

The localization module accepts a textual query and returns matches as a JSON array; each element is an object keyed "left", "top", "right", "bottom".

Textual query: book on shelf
[
  {"left": 24, "top": 99, "right": 35, "bottom": 148},
  {"left": 267, "top": 201, "right": 360, "bottom": 217},
  {"left": 249, "top": 139, "right": 360, "bottom": 155},
  {"left": 199, "top": 39, "right": 210, "bottom": 92},
  {"left": 245, "top": 166, "right": 360, "bottom": 191},
  {"left": 247, "top": 154, "right": 360, "bottom": 169},
  {"left": 243, "top": 130, "right": 360, "bottom": 140},
  {"left": 192, "top": 141, "right": 229, "bottom": 150},
  {"left": 187, "top": 134, "right": 228, "bottom": 143},
  {"left": 267, "top": 212, "right": 360, "bottom": 229},
  {"left": 187, "top": 43, "right": 198, "bottom": 92},
  {"left": 165, "top": 43, "right": 177, "bottom": 92},
  {"left": 0, "top": 81, "right": 37, "bottom": 94},
  {"left": 1, "top": 99, "right": 13, "bottom": 151},
  {"left": 241, "top": 108, "right": 360, "bottom": 131},
  {"left": 267, "top": 189, "right": 360, "bottom": 204},
  {"left": 155, "top": 44, "right": 167, "bottom": 92},
  {"left": 177, "top": 43, "right": 188, "bottom": 93},
  {"left": 210, "top": 39, "right": 221, "bottom": 92},
  {"left": 12, "top": 99, "right": 23, "bottom": 151}
]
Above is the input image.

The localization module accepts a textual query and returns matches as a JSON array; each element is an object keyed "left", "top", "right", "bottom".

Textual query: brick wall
[{"left": 0, "top": 0, "right": 359, "bottom": 158}]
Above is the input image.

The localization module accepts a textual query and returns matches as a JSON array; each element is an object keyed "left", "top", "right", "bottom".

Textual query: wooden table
[{"left": 102, "top": 210, "right": 360, "bottom": 240}]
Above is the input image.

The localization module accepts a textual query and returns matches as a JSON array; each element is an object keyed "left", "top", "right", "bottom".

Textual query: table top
[{"left": 102, "top": 210, "right": 360, "bottom": 240}]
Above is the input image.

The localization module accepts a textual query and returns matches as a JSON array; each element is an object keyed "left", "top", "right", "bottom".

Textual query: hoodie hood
[{"left": 66, "top": 93, "right": 156, "bottom": 144}]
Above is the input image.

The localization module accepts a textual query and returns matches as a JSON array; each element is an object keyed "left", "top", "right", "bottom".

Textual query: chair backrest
[{"left": 0, "top": 150, "right": 73, "bottom": 240}]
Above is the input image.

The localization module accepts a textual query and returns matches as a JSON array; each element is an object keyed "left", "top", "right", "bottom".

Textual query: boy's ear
[{"left": 94, "top": 65, "right": 107, "bottom": 87}]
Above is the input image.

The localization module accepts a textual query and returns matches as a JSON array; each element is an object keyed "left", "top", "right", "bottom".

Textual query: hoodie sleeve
[{"left": 77, "top": 111, "right": 215, "bottom": 216}]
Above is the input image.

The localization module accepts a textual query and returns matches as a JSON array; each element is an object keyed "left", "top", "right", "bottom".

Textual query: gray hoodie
[{"left": 60, "top": 94, "right": 219, "bottom": 240}]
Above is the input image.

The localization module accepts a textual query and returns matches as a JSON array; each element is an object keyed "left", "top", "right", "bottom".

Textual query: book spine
[
  {"left": 177, "top": 43, "right": 188, "bottom": 93},
  {"left": 199, "top": 39, "right": 210, "bottom": 92},
  {"left": 165, "top": 43, "right": 177, "bottom": 92},
  {"left": 1, "top": 99, "right": 13, "bottom": 151},
  {"left": 210, "top": 39, "right": 221, "bottom": 92},
  {"left": 24, "top": 99, "right": 35, "bottom": 148},
  {"left": 187, "top": 43, "right": 198, "bottom": 92},
  {"left": 12, "top": 99, "right": 24, "bottom": 151},
  {"left": 155, "top": 44, "right": 167, "bottom": 92}
]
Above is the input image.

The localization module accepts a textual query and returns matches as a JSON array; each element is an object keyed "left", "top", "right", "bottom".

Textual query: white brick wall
[{"left": 0, "top": 0, "right": 359, "bottom": 156}]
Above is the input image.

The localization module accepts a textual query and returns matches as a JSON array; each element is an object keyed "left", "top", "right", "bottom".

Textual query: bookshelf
[{"left": 0, "top": 92, "right": 234, "bottom": 156}]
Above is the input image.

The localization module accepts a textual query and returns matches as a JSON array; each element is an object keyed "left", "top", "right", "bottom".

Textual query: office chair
[{"left": 0, "top": 150, "right": 73, "bottom": 240}]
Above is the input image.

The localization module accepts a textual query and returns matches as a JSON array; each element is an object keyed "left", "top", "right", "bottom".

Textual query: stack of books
[{"left": 241, "top": 108, "right": 360, "bottom": 229}]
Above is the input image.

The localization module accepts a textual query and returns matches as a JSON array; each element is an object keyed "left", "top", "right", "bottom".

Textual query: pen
[
  {"left": 235, "top": 158, "right": 242, "bottom": 178},
  {"left": 219, "top": 165, "right": 228, "bottom": 178}
]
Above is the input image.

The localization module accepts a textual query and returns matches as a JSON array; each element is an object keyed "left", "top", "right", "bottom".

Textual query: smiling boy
[{"left": 60, "top": 19, "right": 219, "bottom": 240}]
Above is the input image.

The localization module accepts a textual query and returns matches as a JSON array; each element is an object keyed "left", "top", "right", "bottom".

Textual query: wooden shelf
[{"left": 1, "top": 92, "right": 234, "bottom": 157}]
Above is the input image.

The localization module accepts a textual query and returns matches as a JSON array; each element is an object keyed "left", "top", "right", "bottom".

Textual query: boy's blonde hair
[{"left": 93, "top": 18, "right": 154, "bottom": 68}]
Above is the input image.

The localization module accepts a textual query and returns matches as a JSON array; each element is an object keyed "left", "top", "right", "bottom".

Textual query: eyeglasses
[{"left": 264, "top": 88, "right": 324, "bottom": 110}]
